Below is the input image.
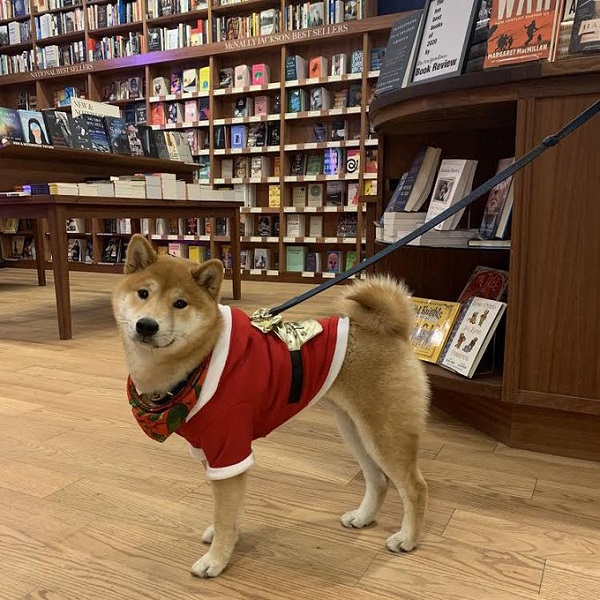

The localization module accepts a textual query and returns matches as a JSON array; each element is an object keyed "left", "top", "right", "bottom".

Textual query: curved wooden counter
[{"left": 368, "top": 58, "right": 600, "bottom": 460}]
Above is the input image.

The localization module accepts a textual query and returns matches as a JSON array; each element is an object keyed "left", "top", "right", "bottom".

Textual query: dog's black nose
[{"left": 136, "top": 318, "right": 159, "bottom": 337}]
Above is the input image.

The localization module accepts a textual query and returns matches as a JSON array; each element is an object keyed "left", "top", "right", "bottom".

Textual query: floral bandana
[{"left": 128, "top": 356, "right": 210, "bottom": 443}]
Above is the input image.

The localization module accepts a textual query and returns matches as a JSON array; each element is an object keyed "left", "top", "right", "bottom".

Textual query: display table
[{"left": 0, "top": 195, "right": 242, "bottom": 340}]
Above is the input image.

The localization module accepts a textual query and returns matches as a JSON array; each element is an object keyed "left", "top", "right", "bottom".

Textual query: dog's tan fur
[{"left": 113, "top": 234, "right": 430, "bottom": 578}]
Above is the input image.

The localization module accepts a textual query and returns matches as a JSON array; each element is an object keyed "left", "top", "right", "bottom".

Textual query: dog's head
[{"left": 112, "top": 234, "right": 224, "bottom": 367}]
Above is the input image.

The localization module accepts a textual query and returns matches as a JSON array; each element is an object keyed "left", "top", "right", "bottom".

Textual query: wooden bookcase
[
  {"left": 369, "top": 57, "right": 600, "bottom": 461},
  {"left": 0, "top": 0, "right": 401, "bottom": 281}
]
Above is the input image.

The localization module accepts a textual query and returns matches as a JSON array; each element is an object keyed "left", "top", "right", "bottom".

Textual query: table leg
[
  {"left": 47, "top": 206, "right": 72, "bottom": 340},
  {"left": 229, "top": 208, "right": 241, "bottom": 300},
  {"left": 33, "top": 219, "right": 46, "bottom": 287}
]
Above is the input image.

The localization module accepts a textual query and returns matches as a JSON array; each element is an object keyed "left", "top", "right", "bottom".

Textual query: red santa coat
[{"left": 172, "top": 305, "right": 348, "bottom": 480}]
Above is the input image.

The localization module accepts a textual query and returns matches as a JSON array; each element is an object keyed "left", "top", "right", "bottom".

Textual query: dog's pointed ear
[
  {"left": 191, "top": 259, "right": 224, "bottom": 300},
  {"left": 124, "top": 234, "right": 157, "bottom": 274}
]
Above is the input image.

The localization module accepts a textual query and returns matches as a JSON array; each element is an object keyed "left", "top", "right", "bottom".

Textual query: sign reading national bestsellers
[{"left": 411, "top": 0, "right": 479, "bottom": 84}]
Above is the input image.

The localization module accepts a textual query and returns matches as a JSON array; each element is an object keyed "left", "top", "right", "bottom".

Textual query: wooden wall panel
[{"left": 511, "top": 94, "right": 600, "bottom": 402}]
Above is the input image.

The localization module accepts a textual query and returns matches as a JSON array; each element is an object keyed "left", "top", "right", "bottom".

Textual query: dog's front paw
[
  {"left": 386, "top": 531, "right": 418, "bottom": 553},
  {"left": 201, "top": 524, "right": 214, "bottom": 544},
  {"left": 340, "top": 509, "right": 374, "bottom": 529},
  {"left": 191, "top": 552, "right": 228, "bottom": 578}
]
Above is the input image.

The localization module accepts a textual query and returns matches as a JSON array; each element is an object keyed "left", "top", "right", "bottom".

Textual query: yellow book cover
[
  {"left": 409, "top": 298, "right": 461, "bottom": 363},
  {"left": 199, "top": 66, "right": 211, "bottom": 92},
  {"left": 268, "top": 185, "right": 281, "bottom": 207},
  {"left": 188, "top": 246, "right": 205, "bottom": 263}
]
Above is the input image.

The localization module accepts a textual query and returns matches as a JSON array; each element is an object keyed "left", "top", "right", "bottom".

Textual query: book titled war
[{"left": 484, "top": 0, "right": 564, "bottom": 68}]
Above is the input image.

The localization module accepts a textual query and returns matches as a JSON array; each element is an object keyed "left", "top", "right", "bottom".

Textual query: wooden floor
[{"left": 0, "top": 269, "right": 599, "bottom": 600}]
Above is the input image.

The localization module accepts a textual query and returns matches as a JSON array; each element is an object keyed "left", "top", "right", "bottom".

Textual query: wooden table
[{"left": 0, "top": 195, "right": 242, "bottom": 340}]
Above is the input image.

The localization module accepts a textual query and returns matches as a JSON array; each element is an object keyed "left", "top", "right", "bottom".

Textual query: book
[
  {"left": 370, "top": 46, "right": 386, "bottom": 70},
  {"left": 425, "top": 159, "right": 478, "bottom": 230},
  {"left": 569, "top": 0, "right": 600, "bottom": 53},
  {"left": 285, "top": 55, "right": 308, "bottom": 80},
  {"left": 479, "top": 158, "right": 516, "bottom": 239},
  {"left": 485, "top": 0, "right": 563, "bottom": 67},
  {"left": 70, "top": 116, "right": 93, "bottom": 151},
  {"left": 324, "top": 148, "right": 343, "bottom": 175},
  {"left": 350, "top": 49, "right": 363, "bottom": 73},
  {"left": 104, "top": 116, "right": 131, "bottom": 155},
  {"left": 137, "top": 125, "right": 160, "bottom": 158},
  {"left": 439, "top": 297, "right": 507, "bottom": 378},
  {"left": 305, "top": 251, "right": 321, "bottom": 272},
  {"left": 308, "top": 183, "right": 323, "bottom": 206},
  {"left": 458, "top": 266, "right": 509, "bottom": 303},
  {"left": 412, "top": 0, "right": 480, "bottom": 84},
  {"left": 375, "top": 11, "right": 425, "bottom": 96},
  {"left": 252, "top": 63, "right": 270, "bottom": 85},
  {"left": 234, "top": 97, "right": 254, "bottom": 118},
  {"left": 253, "top": 247, "right": 271, "bottom": 269},
  {"left": 183, "top": 68, "right": 198, "bottom": 93},
  {"left": 42, "top": 111, "right": 73, "bottom": 148},
  {"left": 292, "top": 185, "right": 307, "bottom": 207},
  {"left": 18, "top": 110, "right": 50, "bottom": 145},
  {"left": 102, "top": 237, "right": 123, "bottom": 262},
  {"left": 286, "top": 246, "right": 307, "bottom": 272},
  {"left": 345, "top": 149, "right": 360, "bottom": 176},
  {"left": 286, "top": 214, "right": 306, "bottom": 237},
  {"left": 396, "top": 147, "right": 443, "bottom": 212},
  {"left": 309, "top": 56, "right": 328, "bottom": 77},
  {"left": 325, "top": 249, "right": 343, "bottom": 272},
  {"left": 219, "top": 68, "right": 234, "bottom": 88},
  {"left": 331, "top": 52, "right": 347, "bottom": 75},
  {"left": 408, "top": 297, "right": 462, "bottom": 363},
  {"left": 234, "top": 64, "right": 251, "bottom": 87},
  {"left": 199, "top": 66, "right": 211, "bottom": 91},
  {"left": 0, "top": 107, "right": 24, "bottom": 144}
]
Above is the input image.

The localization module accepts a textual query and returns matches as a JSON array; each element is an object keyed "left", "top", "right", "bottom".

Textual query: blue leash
[{"left": 267, "top": 99, "right": 600, "bottom": 317}]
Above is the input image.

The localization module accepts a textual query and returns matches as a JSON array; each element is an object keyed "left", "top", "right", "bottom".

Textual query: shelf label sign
[
  {"left": 29, "top": 63, "right": 94, "bottom": 80},
  {"left": 222, "top": 24, "right": 349, "bottom": 51}
]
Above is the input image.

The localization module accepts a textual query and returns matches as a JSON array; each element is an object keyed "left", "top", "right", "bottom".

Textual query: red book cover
[
  {"left": 150, "top": 103, "right": 165, "bottom": 126},
  {"left": 484, "top": 0, "right": 563, "bottom": 68},
  {"left": 458, "top": 266, "right": 509, "bottom": 303}
]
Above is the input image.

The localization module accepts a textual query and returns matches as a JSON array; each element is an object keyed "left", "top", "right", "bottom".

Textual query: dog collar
[{"left": 128, "top": 356, "right": 210, "bottom": 443}]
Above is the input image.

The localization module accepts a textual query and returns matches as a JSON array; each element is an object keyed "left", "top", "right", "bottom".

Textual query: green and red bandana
[{"left": 127, "top": 357, "right": 210, "bottom": 443}]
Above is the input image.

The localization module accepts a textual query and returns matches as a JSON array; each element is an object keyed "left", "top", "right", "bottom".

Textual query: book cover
[
  {"left": 408, "top": 297, "right": 462, "bottom": 363},
  {"left": 70, "top": 116, "right": 93, "bottom": 150},
  {"left": 105, "top": 116, "right": 131, "bottom": 155},
  {"left": 324, "top": 148, "right": 343, "bottom": 175},
  {"left": 125, "top": 124, "right": 145, "bottom": 157},
  {"left": 569, "top": 0, "right": 600, "bottom": 53},
  {"left": 286, "top": 246, "right": 307, "bottom": 272},
  {"left": 18, "top": 110, "right": 50, "bottom": 145},
  {"left": 412, "top": 0, "right": 479, "bottom": 83},
  {"left": 102, "top": 237, "right": 123, "bottom": 262},
  {"left": 375, "top": 10, "right": 424, "bottom": 96},
  {"left": 479, "top": 157, "right": 515, "bottom": 239},
  {"left": 425, "top": 159, "right": 476, "bottom": 230},
  {"left": 458, "top": 266, "right": 509, "bottom": 303},
  {"left": 137, "top": 124, "right": 160, "bottom": 158},
  {"left": 345, "top": 148, "right": 360, "bottom": 176},
  {"left": 325, "top": 249, "right": 343, "bottom": 272},
  {"left": 254, "top": 247, "right": 271, "bottom": 269},
  {"left": 219, "top": 67, "right": 234, "bottom": 88},
  {"left": 0, "top": 107, "right": 24, "bottom": 144},
  {"left": 42, "top": 110, "right": 73, "bottom": 148},
  {"left": 440, "top": 297, "right": 507, "bottom": 377},
  {"left": 485, "top": 0, "right": 563, "bottom": 67}
]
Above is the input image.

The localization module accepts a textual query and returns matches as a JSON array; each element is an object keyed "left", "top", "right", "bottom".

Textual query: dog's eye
[
  {"left": 173, "top": 299, "right": 188, "bottom": 309},
  {"left": 137, "top": 289, "right": 149, "bottom": 300}
]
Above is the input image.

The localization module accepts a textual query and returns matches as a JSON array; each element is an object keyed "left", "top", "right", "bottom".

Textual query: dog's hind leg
[
  {"left": 350, "top": 417, "right": 427, "bottom": 553},
  {"left": 329, "top": 402, "right": 389, "bottom": 529},
  {"left": 191, "top": 471, "right": 248, "bottom": 578}
]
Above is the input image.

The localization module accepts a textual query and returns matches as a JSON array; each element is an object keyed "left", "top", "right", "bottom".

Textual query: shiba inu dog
[{"left": 113, "top": 234, "right": 430, "bottom": 578}]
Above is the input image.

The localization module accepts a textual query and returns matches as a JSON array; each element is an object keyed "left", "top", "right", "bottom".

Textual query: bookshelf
[
  {"left": 0, "top": 0, "right": 397, "bottom": 281},
  {"left": 369, "top": 59, "right": 600, "bottom": 461}
]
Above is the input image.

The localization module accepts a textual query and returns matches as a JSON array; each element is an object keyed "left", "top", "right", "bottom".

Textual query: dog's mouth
[{"left": 134, "top": 335, "right": 176, "bottom": 349}]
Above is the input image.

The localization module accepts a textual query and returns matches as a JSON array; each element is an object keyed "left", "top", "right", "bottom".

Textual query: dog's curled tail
[{"left": 338, "top": 274, "right": 415, "bottom": 339}]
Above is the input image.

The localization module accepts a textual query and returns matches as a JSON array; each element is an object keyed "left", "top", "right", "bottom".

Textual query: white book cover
[
  {"left": 286, "top": 214, "right": 306, "bottom": 237},
  {"left": 309, "top": 215, "right": 323, "bottom": 237},
  {"left": 425, "top": 159, "right": 476, "bottom": 231},
  {"left": 440, "top": 297, "right": 507, "bottom": 378}
]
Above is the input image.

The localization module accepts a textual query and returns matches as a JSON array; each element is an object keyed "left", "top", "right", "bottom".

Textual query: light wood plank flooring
[{"left": 0, "top": 269, "right": 599, "bottom": 600}]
